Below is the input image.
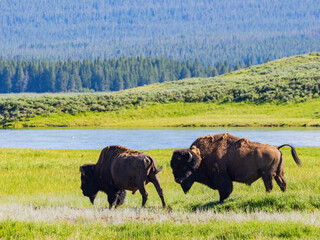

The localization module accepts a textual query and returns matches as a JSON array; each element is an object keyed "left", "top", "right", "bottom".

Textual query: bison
[
  {"left": 170, "top": 133, "right": 302, "bottom": 203},
  {"left": 80, "top": 145, "right": 166, "bottom": 209}
]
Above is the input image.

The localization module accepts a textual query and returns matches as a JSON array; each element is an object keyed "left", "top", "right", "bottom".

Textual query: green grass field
[
  {"left": 13, "top": 99, "right": 320, "bottom": 128},
  {"left": 0, "top": 147, "right": 320, "bottom": 239}
]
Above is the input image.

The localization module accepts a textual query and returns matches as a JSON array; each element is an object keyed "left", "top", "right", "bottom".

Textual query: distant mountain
[{"left": 1, "top": 0, "right": 319, "bottom": 65}]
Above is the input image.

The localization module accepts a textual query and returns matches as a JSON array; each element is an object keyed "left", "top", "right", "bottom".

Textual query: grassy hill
[{"left": 1, "top": 53, "right": 320, "bottom": 128}]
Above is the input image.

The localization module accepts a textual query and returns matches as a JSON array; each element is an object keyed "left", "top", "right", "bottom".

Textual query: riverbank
[
  {"left": 9, "top": 100, "right": 320, "bottom": 128},
  {"left": 0, "top": 147, "right": 319, "bottom": 239}
]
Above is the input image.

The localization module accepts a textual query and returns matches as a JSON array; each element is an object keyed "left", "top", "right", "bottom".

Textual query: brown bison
[
  {"left": 80, "top": 145, "right": 166, "bottom": 209},
  {"left": 170, "top": 133, "right": 302, "bottom": 203}
]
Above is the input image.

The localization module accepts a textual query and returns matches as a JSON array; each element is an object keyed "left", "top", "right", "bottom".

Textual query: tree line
[{"left": 0, "top": 56, "right": 244, "bottom": 93}]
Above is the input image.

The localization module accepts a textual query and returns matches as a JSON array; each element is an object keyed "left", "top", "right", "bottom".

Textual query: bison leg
[
  {"left": 108, "top": 189, "right": 126, "bottom": 209},
  {"left": 217, "top": 174, "right": 233, "bottom": 203},
  {"left": 107, "top": 192, "right": 117, "bottom": 209},
  {"left": 150, "top": 174, "right": 166, "bottom": 207},
  {"left": 115, "top": 190, "right": 126, "bottom": 208},
  {"left": 261, "top": 172, "right": 274, "bottom": 193},
  {"left": 139, "top": 184, "right": 148, "bottom": 207},
  {"left": 274, "top": 175, "right": 287, "bottom": 192},
  {"left": 275, "top": 159, "right": 287, "bottom": 192}
]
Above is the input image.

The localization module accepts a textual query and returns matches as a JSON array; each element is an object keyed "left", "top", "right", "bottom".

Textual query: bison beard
[
  {"left": 80, "top": 145, "right": 166, "bottom": 209},
  {"left": 171, "top": 133, "right": 302, "bottom": 203}
]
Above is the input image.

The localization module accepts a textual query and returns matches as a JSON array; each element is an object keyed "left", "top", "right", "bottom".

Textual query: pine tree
[
  {"left": 80, "top": 59, "right": 92, "bottom": 90},
  {"left": 234, "top": 61, "right": 241, "bottom": 70},
  {"left": 2, "top": 66, "right": 13, "bottom": 93},
  {"left": 48, "top": 64, "right": 56, "bottom": 92},
  {"left": 245, "top": 57, "right": 252, "bottom": 68},
  {"left": 14, "top": 64, "right": 27, "bottom": 92},
  {"left": 180, "top": 65, "right": 191, "bottom": 79},
  {"left": 27, "top": 62, "right": 39, "bottom": 92},
  {"left": 92, "top": 64, "right": 104, "bottom": 91},
  {"left": 56, "top": 68, "right": 68, "bottom": 92}
]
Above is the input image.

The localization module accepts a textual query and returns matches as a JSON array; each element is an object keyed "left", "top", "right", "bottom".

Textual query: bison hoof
[{"left": 165, "top": 206, "right": 173, "bottom": 212}]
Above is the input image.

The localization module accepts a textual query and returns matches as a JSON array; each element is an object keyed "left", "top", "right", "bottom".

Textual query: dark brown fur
[
  {"left": 80, "top": 145, "right": 166, "bottom": 208},
  {"left": 170, "top": 133, "right": 302, "bottom": 203}
]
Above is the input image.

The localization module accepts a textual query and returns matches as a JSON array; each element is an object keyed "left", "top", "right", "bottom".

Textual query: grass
[
  {"left": 1, "top": 220, "right": 320, "bottom": 239},
  {"left": 0, "top": 147, "right": 320, "bottom": 239},
  {"left": 14, "top": 99, "right": 320, "bottom": 128}
]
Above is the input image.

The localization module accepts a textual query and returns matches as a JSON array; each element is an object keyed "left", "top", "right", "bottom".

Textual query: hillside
[
  {"left": 1, "top": 0, "right": 320, "bottom": 65},
  {"left": 0, "top": 53, "right": 319, "bottom": 128},
  {"left": 129, "top": 52, "right": 320, "bottom": 102}
]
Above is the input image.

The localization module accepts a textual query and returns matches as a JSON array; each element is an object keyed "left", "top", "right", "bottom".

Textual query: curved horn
[
  {"left": 187, "top": 151, "right": 193, "bottom": 162},
  {"left": 80, "top": 166, "right": 85, "bottom": 175}
]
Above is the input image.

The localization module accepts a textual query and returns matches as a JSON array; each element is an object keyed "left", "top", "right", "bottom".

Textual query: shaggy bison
[
  {"left": 80, "top": 145, "right": 166, "bottom": 209},
  {"left": 171, "top": 133, "right": 302, "bottom": 203}
]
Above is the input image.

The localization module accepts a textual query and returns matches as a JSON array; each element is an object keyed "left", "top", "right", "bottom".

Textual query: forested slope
[
  {"left": 1, "top": 0, "right": 319, "bottom": 64},
  {"left": 0, "top": 53, "right": 319, "bottom": 127}
]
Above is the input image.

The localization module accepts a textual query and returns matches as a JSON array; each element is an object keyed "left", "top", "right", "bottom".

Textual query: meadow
[
  {"left": 14, "top": 100, "right": 320, "bottom": 128},
  {"left": 0, "top": 147, "right": 319, "bottom": 239}
]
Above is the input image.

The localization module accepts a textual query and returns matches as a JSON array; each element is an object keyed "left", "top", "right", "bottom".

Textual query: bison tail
[
  {"left": 147, "top": 156, "right": 162, "bottom": 174},
  {"left": 278, "top": 144, "right": 302, "bottom": 166}
]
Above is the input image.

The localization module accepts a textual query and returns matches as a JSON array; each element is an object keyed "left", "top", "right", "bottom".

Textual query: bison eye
[{"left": 182, "top": 166, "right": 187, "bottom": 171}]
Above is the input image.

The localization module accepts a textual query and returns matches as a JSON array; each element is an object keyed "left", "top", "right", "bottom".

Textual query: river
[{"left": 0, "top": 128, "right": 319, "bottom": 150}]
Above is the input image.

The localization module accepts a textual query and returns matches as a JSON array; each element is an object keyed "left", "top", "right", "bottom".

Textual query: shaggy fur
[
  {"left": 171, "top": 133, "right": 302, "bottom": 203},
  {"left": 80, "top": 145, "right": 166, "bottom": 209}
]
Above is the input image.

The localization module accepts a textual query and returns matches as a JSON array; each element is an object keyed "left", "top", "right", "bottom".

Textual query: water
[{"left": 0, "top": 128, "right": 319, "bottom": 150}]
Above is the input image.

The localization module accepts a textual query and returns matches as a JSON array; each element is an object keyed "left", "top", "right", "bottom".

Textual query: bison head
[
  {"left": 170, "top": 147, "right": 202, "bottom": 193},
  {"left": 80, "top": 164, "right": 99, "bottom": 204}
]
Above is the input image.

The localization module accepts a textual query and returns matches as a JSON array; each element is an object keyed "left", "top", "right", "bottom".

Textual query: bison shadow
[
  {"left": 189, "top": 195, "right": 301, "bottom": 212},
  {"left": 189, "top": 199, "right": 237, "bottom": 211}
]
